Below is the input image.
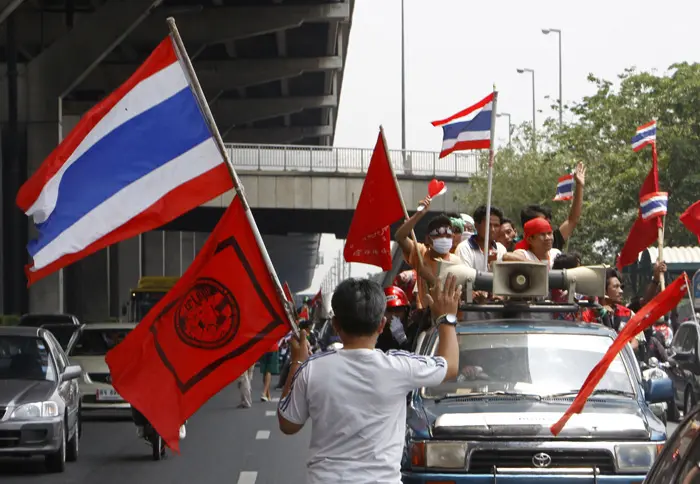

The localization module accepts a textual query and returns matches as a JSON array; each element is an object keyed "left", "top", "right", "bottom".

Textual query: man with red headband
[{"left": 503, "top": 218, "right": 561, "bottom": 268}]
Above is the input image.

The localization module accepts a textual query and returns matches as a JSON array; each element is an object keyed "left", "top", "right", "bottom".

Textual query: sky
[{"left": 301, "top": 0, "right": 700, "bottom": 294}]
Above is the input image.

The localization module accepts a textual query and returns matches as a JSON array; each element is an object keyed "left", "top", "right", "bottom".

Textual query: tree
[{"left": 456, "top": 62, "right": 700, "bottom": 264}]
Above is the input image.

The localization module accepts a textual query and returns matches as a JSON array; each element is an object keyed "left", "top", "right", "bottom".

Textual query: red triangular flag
[
  {"left": 343, "top": 130, "right": 405, "bottom": 270},
  {"left": 680, "top": 200, "right": 700, "bottom": 243},
  {"left": 106, "top": 194, "right": 291, "bottom": 451},
  {"left": 551, "top": 273, "right": 689, "bottom": 436}
]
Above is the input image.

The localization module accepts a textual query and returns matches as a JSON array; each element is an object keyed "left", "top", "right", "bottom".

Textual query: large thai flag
[
  {"left": 16, "top": 36, "right": 233, "bottom": 285},
  {"left": 431, "top": 92, "right": 494, "bottom": 159}
]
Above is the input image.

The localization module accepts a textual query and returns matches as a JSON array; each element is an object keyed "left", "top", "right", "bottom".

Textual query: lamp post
[
  {"left": 516, "top": 68, "right": 536, "bottom": 149},
  {"left": 400, "top": 0, "right": 406, "bottom": 151},
  {"left": 497, "top": 113, "right": 512, "bottom": 146},
  {"left": 542, "top": 28, "right": 563, "bottom": 127}
]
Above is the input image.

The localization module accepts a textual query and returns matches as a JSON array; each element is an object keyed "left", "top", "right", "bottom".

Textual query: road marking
[
  {"left": 237, "top": 471, "right": 257, "bottom": 484},
  {"left": 256, "top": 430, "right": 271, "bottom": 440},
  {"left": 265, "top": 410, "right": 276, "bottom": 417},
  {"left": 269, "top": 397, "right": 280, "bottom": 403}
]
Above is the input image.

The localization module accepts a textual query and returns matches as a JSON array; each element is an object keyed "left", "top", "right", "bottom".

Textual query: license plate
[{"left": 96, "top": 388, "right": 123, "bottom": 401}]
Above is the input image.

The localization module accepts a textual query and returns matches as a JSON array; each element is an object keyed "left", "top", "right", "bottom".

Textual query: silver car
[{"left": 0, "top": 326, "right": 82, "bottom": 473}]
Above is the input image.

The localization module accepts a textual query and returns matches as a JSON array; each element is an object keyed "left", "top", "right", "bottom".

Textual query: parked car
[
  {"left": 666, "top": 321, "right": 700, "bottom": 417},
  {"left": 402, "top": 318, "right": 672, "bottom": 483},
  {"left": 38, "top": 323, "right": 84, "bottom": 353},
  {"left": 17, "top": 313, "right": 81, "bottom": 328},
  {"left": 67, "top": 323, "right": 135, "bottom": 411},
  {"left": 0, "top": 326, "right": 82, "bottom": 472},
  {"left": 644, "top": 402, "right": 700, "bottom": 483}
]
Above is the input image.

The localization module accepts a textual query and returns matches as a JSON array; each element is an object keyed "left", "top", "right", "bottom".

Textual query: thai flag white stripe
[
  {"left": 642, "top": 205, "right": 667, "bottom": 220},
  {"left": 441, "top": 130, "right": 491, "bottom": 151},
  {"left": 26, "top": 61, "right": 187, "bottom": 224},
  {"left": 30, "top": 138, "right": 222, "bottom": 270},
  {"left": 631, "top": 134, "right": 656, "bottom": 151}
]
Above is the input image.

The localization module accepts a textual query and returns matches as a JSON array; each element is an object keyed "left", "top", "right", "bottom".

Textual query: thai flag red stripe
[{"left": 431, "top": 92, "right": 495, "bottom": 127}]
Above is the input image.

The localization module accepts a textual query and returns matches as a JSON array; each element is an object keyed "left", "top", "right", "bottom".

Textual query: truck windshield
[
  {"left": 130, "top": 291, "right": 166, "bottom": 321},
  {"left": 424, "top": 333, "right": 634, "bottom": 398}
]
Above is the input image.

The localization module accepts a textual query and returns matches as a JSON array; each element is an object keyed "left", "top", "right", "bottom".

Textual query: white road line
[
  {"left": 269, "top": 397, "right": 280, "bottom": 403},
  {"left": 256, "top": 430, "right": 271, "bottom": 440},
  {"left": 265, "top": 410, "right": 276, "bottom": 417},
  {"left": 237, "top": 471, "right": 257, "bottom": 484}
]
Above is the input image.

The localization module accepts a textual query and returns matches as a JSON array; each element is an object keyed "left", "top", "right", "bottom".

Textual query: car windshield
[
  {"left": 41, "top": 325, "right": 77, "bottom": 351},
  {"left": 424, "top": 332, "right": 634, "bottom": 398},
  {"left": 70, "top": 328, "right": 131, "bottom": 356},
  {"left": 0, "top": 336, "right": 57, "bottom": 381}
]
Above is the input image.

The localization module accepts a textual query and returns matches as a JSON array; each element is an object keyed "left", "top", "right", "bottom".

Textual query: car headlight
[
  {"left": 411, "top": 441, "right": 468, "bottom": 469},
  {"left": 614, "top": 443, "right": 662, "bottom": 472},
  {"left": 9, "top": 402, "right": 59, "bottom": 420}
]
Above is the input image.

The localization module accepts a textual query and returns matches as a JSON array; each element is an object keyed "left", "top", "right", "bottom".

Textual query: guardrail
[{"left": 225, "top": 143, "right": 484, "bottom": 178}]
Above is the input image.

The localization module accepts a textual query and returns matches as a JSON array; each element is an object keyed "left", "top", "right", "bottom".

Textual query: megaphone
[
  {"left": 562, "top": 265, "right": 607, "bottom": 298},
  {"left": 436, "top": 260, "right": 492, "bottom": 302},
  {"left": 492, "top": 261, "right": 549, "bottom": 298}
]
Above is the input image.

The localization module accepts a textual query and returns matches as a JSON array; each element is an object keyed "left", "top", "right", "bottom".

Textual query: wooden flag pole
[
  {"left": 657, "top": 216, "right": 666, "bottom": 291},
  {"left": 166, "top": 18, "right": 298, "bottom": 335}
]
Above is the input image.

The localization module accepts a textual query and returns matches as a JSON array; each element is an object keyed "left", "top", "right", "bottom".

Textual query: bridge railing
[{"left": 225, "top": 143, "right": 484, "bottom": 178}]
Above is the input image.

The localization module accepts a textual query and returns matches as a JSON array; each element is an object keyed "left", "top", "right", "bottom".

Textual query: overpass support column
[{"left": 20, "top": 0, "right": 162, "bottom": 316}]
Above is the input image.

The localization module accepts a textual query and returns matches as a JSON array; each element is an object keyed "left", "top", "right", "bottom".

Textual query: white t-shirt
[
  {"left": 455, "top": 235, "right": 507, "bottom": 271},
  {"left": 513, "top": 248, "right": 562, "bottom": 268},
  {"left": 278, "top": 348, "right": 447, "bottom": 484}
]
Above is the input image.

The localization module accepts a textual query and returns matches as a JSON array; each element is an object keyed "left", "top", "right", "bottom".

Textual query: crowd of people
[{"left": 269, "top": 159, "right": 687, "bottom": 482}]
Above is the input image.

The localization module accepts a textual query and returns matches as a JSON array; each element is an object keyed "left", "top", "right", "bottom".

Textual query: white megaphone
[
  {"left": 560, "top": 265, "right": 608, "bottom": 300},
  {"left": 492, "top": 261, "right": 550, "bottom": 298}
]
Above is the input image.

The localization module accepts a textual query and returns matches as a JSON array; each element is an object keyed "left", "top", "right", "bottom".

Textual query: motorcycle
[
  {"left": 642, "top": 357, "right": 672, "bottom": 425},
  {"left": 133, "top": 407, "right": 186, "bottom": 460}
]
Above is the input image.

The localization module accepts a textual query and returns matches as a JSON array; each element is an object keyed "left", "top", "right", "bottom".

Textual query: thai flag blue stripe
[
  {"left": 642, "top": 199, "right": 668, "bottom": 215},
  {"left": 442, "top": 110, "right": 492, "bottom": 139},
  {"left": 28, "top": 87, "right": 210, "bottom": 257},
  {"left": 631, "top": 128, "right": 656, "bottom": 146}
]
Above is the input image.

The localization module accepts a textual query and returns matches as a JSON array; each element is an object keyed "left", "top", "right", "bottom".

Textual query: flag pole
[
  {"left": 481, "top": 86, "right": 499, "bottom": 272},
  {"left": 166, "top": 18, "right": 298, "bottom": 335},
  {"left": 379, "top": 126, "right": 426, "bottom": 273},
  {"left": 657, "top": 215, "right": 666, "bottom": 291}
]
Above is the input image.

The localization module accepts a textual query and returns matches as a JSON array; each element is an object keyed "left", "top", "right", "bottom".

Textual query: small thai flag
[
  {"left": 553, "top": 173, "right": 575, "bottom": 202},
  {"left": 431, "top": 92, "right": 493, "bottom": 159},
  {"left": 640, "top": 191, "right": 668, "bottom": 221},
  {"left": 631, "top": 120, "right": 657, "bottom": 152}
]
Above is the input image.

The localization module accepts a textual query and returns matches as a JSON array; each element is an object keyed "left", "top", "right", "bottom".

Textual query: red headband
[{"left": 524, "top": 218, "right": 552, "bottom": 242}]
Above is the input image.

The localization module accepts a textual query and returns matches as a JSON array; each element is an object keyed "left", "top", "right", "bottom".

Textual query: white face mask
[
  {"left": 389, "top": 316, "right": 407, "bottom": 344},
  {"left": 431, "top": 237, "right": 453, "bottom": 254},
  {"left": 462, "top": 232, "right": 473, "bottom": 242}
]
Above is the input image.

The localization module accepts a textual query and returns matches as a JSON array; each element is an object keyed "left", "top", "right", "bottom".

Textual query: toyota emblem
[{"left": 532, "top": 452, "right": 552, "bottom": 468}]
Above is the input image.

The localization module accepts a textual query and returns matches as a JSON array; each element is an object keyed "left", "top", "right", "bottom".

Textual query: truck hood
[{"left": 420, "top": 398, "right": 651, "bottom": 440}]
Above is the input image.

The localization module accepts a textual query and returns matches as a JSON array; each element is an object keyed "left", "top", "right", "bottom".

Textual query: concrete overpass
[{"left": 0, "top": 0, "right": 355, "bottom": 320}]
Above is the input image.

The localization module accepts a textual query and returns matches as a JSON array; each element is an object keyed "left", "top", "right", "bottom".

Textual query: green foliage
[
  {"left": 456, "top": 63, "right": 700, "bottom": 264},
  {"left": 0, "top": 315, "right": 20, "bottom": 326}
]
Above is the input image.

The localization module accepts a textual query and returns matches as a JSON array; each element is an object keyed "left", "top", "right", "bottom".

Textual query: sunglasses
[{"left": 429, "top": 227, "right": 453, "bottom": 237}]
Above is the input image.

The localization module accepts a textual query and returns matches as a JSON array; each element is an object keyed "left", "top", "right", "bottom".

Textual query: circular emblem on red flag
[{"left": 175, "top": 278, "right": 240, "bottom": 350}]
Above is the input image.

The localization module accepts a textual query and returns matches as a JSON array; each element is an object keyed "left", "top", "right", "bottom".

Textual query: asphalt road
[
  {"left": 0, "top": 378, "right": 309, "bottom": 484},
  {"left": 0, "top": 378, "right": 685, "bottom": 483}
]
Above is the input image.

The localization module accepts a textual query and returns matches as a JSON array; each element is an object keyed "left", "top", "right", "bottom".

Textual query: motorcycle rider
[
  {"left": 132, "top": 407, "right": 186, "bottom": 441},
  {"left": 376, "top": 286, "right": 416, "bottom": 352}
]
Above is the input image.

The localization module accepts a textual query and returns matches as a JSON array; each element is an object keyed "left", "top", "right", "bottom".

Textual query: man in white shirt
[
  {"left": 504, "top": 217, "right": 561, "bottom": 267},
  {"left": 455, "top": 204, "right": 507, "bottom": 271},
  {"left": 277, "top": 276, "right": 461, "bottom": 484}
]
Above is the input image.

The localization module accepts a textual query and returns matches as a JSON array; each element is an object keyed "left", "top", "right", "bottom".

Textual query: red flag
[
  {"left": 344, "top": 130, "right": 405, "bottom": 270},
  {"left": 617, "top": 145, "right": 662, "bottom": 269},
  {"left": 106, "top": 194, "right": 290, "bottom": 451},
  {"left": 551, "top": 273, "right": 689, "bottom": 436},
  {"left": 681, "top": 200, "right": 700, "bottom": 243}
]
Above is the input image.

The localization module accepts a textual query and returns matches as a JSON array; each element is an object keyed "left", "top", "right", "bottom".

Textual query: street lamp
[
  {"left": 400, "top": 0, "right": 406, "bottom": 151},
  {"left": 497, "top": 113, "right": 513, "bottom": 146},
  {"left": 542, "top": 28, "right": 562, "bottom": 127},
  {"left": 516, "top": 68, "right": 536, "bottom": 149}
]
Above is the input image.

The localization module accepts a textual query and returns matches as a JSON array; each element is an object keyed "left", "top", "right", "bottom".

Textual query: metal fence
[{"left": 225, "top": 143, "right": 484, "bottom": 178}]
